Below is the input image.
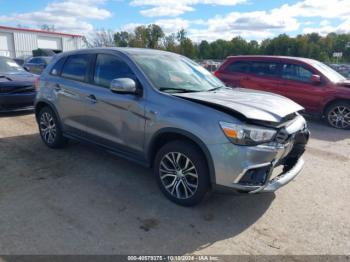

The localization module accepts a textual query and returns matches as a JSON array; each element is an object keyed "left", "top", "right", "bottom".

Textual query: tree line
[{"left": 84, "top": 24, "right": 350, "bottom": 63}]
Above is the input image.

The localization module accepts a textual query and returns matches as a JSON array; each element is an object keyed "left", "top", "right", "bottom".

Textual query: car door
[
  {"left": 50, "top": 54, "right": 94, "bottom": 135},
  {"left": 217, "top": 60, "right": 250, "bottom": 87},
  {"left": 82, "top": 53, "right": 146, "bottom": 154},
  {"left": 278, "top": 62, "right": 326, "bottom": 112},
  {"left": 240, "top": 61, "right": 282, "bottom": 93}
]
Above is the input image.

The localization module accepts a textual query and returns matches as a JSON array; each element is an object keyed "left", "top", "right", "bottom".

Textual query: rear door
[
  {"left": 239, "top": 61, "right": 282, "bottom": 93},
  {"left": 278, "top": 62, "right": 326, "bottom": 112},
  {"left": 51, "top": 54, "right": 94, "bottom": 135},
  {"left": 216, "top": 60, "right": 250, "bottom": 87}
]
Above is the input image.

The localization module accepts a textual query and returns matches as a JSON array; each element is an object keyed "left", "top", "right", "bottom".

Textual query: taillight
[{"left": 34, "top": 77, "right": 40, "bottom": 90}]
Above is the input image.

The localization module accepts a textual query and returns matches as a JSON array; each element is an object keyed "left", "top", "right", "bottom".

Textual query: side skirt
[{"left": 63, "top": 132, "right": 150, "bottom": 168}]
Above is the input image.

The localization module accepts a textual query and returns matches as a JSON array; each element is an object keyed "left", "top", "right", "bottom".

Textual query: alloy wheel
[
  {"left": 327, "top": 105, "right": 350, "bottom": 129},
  {"left": 40, "top": 112, "right": 57, "bottom": 144},
  {"left": 159, "top": 152, "right": 199, "bottom": 199}
]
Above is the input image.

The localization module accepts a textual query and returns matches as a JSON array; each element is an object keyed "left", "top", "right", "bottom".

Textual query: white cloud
[
  {"left": 140, "top": 5, "right": 194, "bottom": 17},
  {"left": 303, "top": 18, "right": 350, "bottom": 35},
  {"left": 273, "top": 0, "right": 350, "bottom": 20},
  {"left": 130, "top": 0, "right": 247, "bottom": 17},
  {"left": 0, "top": 0, "right": 111, "bottom": 34}
]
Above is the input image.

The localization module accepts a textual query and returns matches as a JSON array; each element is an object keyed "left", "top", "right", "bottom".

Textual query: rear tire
[
  {"left": 154, "top": 140, "right": 210, "bottom": 206},
  {"left": 325, "top": 101, "right": 350, "bottom": 129},
  {"left": 38, "top": 106, "right": 67, "bottom": 148}
]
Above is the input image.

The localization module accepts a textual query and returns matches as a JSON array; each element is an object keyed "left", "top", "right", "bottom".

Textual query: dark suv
[
  {"left": 215, "top": 56, "right": 350, "bottom": 129},
  {"left": 35, "top": 48, "right": 309, "bottom": 206}
]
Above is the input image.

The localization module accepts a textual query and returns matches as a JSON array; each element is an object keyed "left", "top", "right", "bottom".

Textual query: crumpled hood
[{"left": 174, "top": 88, "right": 304, "bottom": 123}]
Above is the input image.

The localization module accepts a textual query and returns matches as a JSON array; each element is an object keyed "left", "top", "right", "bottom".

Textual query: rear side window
[
  {"left": 281, "top": 64, "right": 313, "bottom": 83},
  {"left": 250, "top": 62, "right": 279, "bottom": 77},
  {"left": 61, "top": 54, "right": 90, "bottom": 82},
  {"left": 226, "top": 61, "right": 250, "bottom": 73},
  {"left": 50, "top": 57, "right": 66, "bottom": 76},
  {"left": 94, "top": 54, "right": 135, "bottom": 88}
]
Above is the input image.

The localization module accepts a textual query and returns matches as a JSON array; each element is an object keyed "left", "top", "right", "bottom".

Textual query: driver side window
[
  {"left": 281, "top": 63, "right": 313, "bottom": 83},
  {"left": 94, "top": 54, "right": 135, "bottom": 88}
]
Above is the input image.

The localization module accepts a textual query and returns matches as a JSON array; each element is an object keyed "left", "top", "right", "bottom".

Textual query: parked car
[
  {"left": 35, "top": 48, "right": 309, "bottom": 206},
  {"left": 23, "top": 56, "right": 52, "bottom": 75},
  {"left": 329, "top": 64, "right": 350, "bottom": 79},
  {"left": 0, "top": 56, "right": 37, "bottom": 112},
  {"left": 215, "top": 56, "right": 350, "bottom": 129}
]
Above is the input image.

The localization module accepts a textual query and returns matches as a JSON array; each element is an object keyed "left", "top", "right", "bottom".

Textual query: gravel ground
[{"left": 0, "top": 112, "right": 349, "bottom": 255}]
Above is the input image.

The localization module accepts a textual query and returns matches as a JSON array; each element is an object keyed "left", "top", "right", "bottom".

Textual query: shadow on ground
[
  {"left": 0, "top": 110, "right": 34, "bottom": 118},
  {"left": 0, "top": 133, "right": 274, "bottom": 254}
]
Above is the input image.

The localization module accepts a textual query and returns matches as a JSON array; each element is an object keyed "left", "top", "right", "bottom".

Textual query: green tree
[
  {"left": 114, "top": 31, "right": 130, "bottom": 47},
  {"left": 198, "top": 40, "right": 211, "bottom": 59}
]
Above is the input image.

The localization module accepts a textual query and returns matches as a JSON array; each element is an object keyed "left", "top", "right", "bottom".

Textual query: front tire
[
  {"left": 154, "top": 140, "right": 210, "bottom": 206},
  {"left": 38, "top": 106, "right": 67, "bottom": 148},
  {"left": 325, "top": 101, "right": 350, "bottom": 129}
]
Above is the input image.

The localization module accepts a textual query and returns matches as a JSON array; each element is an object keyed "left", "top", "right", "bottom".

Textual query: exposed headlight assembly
[{"left": 219, "top": 122, "right": 277, "bottom": 146}]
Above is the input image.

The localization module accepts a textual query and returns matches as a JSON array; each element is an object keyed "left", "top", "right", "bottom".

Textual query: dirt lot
[{"left": 0, "top": 112, "right": 349, "bottom": 255}]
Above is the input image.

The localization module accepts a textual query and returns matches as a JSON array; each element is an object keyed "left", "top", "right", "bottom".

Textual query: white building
[{"left": 0, "top": 25, "right": 85, "bottom": 58}]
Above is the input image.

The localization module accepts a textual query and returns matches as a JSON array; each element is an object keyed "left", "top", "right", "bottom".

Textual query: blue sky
[{"left": 0, "top": 0, "right": 349, "bottom": 42}]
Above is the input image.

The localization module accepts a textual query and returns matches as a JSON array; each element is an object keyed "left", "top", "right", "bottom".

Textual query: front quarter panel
[{"left": 144, "top": 92, "right": 238, "bottom": 150}]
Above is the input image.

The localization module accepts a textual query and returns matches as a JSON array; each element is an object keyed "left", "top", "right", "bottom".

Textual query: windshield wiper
[
  {"left": 208, "top": 86, "right": 225, "bottom": 91},
  {"left": 158, "top": 87, "right": 199, "bottom": 93}
]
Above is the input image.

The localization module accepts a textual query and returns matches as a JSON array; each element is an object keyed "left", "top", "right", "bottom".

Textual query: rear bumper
[{"left": 0, "top": 92, "right": 35, "bottom": 112}]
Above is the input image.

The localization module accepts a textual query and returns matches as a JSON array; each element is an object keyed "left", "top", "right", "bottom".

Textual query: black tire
[
  {"left": 154, "top": 140, "right": 210, "bottom": 206},
  {"left": 38, "top": 106, "right": 67, "bottom": 148},
  {"left": 324, "top": 101, "right": 350, "bottom": 130}
]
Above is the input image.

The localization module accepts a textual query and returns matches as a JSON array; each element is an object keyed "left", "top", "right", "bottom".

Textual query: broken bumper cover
[
  {"left": 209, "top": 119, "right": 309, "bottom": 193},
  {"left": 251, "top": 157, "right": 304, "bottom": 193}
]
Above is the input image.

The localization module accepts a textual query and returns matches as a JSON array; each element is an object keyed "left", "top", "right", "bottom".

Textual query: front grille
[{"left": 275, "top": 129, "right": 290, "bottom": 144}]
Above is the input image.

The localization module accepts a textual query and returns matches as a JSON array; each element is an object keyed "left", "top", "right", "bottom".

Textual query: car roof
[
  {"left": 59, "top": 47, "right": 177, "bottom": 57},
  {"left": 226, "top": 55, "right": 319, "bottom": 64}
]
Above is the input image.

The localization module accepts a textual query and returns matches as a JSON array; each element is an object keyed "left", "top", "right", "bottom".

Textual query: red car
[{"left": 215, "top": 56, "right": 350, "bottom": 129}]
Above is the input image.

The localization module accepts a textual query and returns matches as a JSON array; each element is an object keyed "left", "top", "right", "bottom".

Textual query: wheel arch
[
  {"left": 147, "top": 128, "right": 216, "bottom": 184},
  {"left": 35, "top": 100, "right": 61, "bottom": 124},
  {"left": 323, "top": 98, "right": 350, "bottom": 116}
]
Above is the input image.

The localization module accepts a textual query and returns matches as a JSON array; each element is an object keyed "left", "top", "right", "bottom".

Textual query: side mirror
[
  {"left": 311, "top": 74, "right": 321, "bottom": 84},
  {"left": 110, "top": 78, "right": 137, "bottom": 94},
  {"left": 23, "top": 66, "right": 29, "bottom": 72}
]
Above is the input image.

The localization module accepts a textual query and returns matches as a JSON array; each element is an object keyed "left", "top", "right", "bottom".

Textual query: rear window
[
  {"left": 61, "top": 54, "right": 90, "bottom": 82},
  {"left": 250, "top": 62, "right": 279, "bottom": 77},
  {"left": 50, "top": 57, "right": 66, "bottom": 76},
  {"left": 225, "top": 61, "right": 250, "bottom": 73}
]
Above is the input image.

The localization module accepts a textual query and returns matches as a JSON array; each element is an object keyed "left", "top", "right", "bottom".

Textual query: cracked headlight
[{"left": 219, "top": 122, "right": 277, "bottom": 146}]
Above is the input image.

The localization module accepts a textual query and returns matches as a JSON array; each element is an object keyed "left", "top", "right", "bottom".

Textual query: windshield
[
  {"left": 0, "top": 57, "right": 25, "bottom": 73},
  {"left": 132, "top": 53, "right": 225, "bottom": 93},
  {"left": 312, "top": 61, "right": 346, "bottom": 83}
]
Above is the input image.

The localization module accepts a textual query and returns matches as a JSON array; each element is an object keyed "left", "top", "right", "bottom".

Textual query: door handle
[
  {"left": 54, "top": 83, "right": 61, "bottom": 91},
  {"left": 86, "top": 94, "right": 97, "bottom": 103}
]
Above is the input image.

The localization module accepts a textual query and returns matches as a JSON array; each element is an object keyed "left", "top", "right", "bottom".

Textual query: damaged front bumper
[{"left": 210, "top": 116, "right": 309, "bottom": 193}]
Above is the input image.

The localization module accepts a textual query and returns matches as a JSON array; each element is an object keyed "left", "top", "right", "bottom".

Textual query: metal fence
[{"left": 0, "top": 49, "right": 32, "bottom": 59}]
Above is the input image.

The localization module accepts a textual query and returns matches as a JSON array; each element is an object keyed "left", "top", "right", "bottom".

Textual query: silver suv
[{"left": 35, "top": 48, "right": 309, "bottom": 206}]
